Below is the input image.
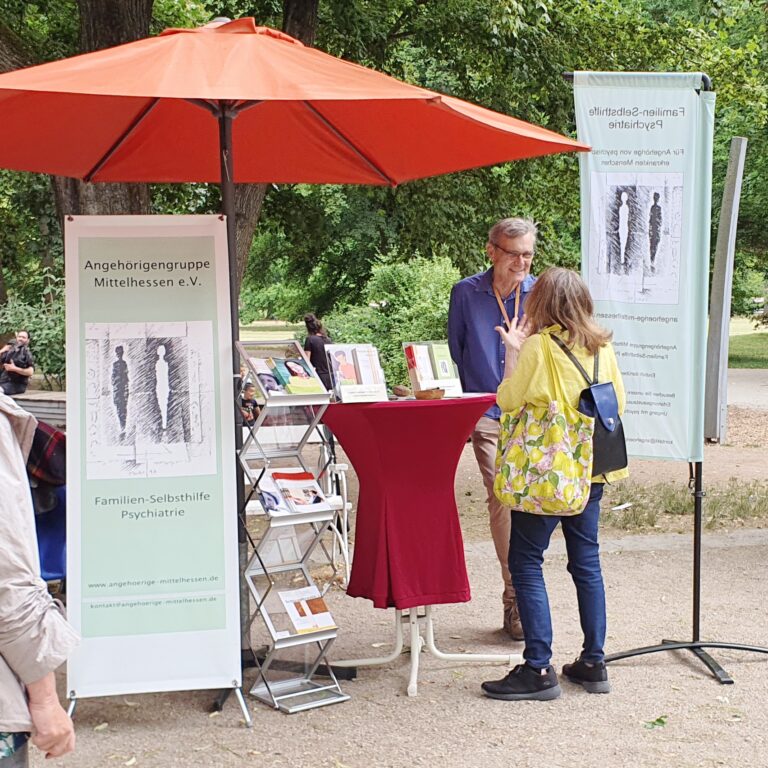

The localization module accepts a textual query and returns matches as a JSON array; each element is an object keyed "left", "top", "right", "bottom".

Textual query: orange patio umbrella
[
  {"left": 0, "top": 18, "right": 586, "bottom": 186},
  {"left": 0, "top": 18, "right": 588, "bottom": 303}
]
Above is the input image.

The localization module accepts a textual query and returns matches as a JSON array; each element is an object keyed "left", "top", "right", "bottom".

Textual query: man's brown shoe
[{"left": 503, "top": 606, "right": 524, "bottom": 641}]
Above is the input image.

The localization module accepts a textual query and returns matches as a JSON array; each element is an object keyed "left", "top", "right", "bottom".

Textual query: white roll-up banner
[
  {"left": 65, "top": 215, "right": 240, "bottom": 698},
  {"left": 574, "top": 72, "right": 716, "bottom": 461}
]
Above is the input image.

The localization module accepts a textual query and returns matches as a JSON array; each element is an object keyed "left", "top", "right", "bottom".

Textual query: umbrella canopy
[{"left": 0, "top": 17, "right": 587, "bottom": 185}]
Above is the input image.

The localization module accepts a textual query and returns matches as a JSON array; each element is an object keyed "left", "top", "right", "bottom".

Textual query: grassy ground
[
  {"left": 601, "top": 479, "right": 768, "bottom": 531},
  {"left": 243, "top": 317, "right": 766, "bottom": 366},
  {"left": 728, "top": 331, "right": 768, "bottom": 368},
  {"left": 239, "top": 320, "right": 302, "bottom": 342}
]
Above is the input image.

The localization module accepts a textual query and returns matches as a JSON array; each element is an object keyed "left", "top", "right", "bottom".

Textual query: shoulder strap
[
  {"left": 550, "top": 334, "right": 597, "bottom": 386},
  {"left": 541, "top": 334, "right": 567, "bottom": 405}
]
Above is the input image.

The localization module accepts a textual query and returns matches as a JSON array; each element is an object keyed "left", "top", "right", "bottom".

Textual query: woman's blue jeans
[{"left": 508, "top": 483, "right": 606, "bottom": 669}]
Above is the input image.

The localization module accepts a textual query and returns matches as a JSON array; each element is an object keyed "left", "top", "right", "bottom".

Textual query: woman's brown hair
[
  {"left": 524, "top": 267, "right": 612, "bottom": 354},
  {"left": 304, "top": 313, "right": 326, "bottom": 337}
]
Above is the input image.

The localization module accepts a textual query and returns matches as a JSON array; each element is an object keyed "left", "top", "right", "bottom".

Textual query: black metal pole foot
[{"left": 606, "top": 639, "right": 768, "bottom": 685}]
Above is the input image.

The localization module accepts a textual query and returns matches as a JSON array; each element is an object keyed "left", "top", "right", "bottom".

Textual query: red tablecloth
[{"left": 321, "top": 394, "right": 496, "bottom": 609}]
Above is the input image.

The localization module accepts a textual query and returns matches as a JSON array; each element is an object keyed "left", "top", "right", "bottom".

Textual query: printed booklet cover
[
  {"left": 278, "top": 585, "right": 337, "bottom": 635},
  {"left": 326, "top": 343, "right": 387, "bottom": 402},
  {"left": 237, "top": 340, "right": 327, "bottom": 399},
  {"left": 403, "top": 341, "right": 463, "bottom": 396},
  {"left": 270, "top": 468, "right": 332, "bottom": 514}
]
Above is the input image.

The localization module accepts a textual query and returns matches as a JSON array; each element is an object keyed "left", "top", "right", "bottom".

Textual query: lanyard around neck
[{"left": 493, "top": 283, "right": 521, "bottom": 330}]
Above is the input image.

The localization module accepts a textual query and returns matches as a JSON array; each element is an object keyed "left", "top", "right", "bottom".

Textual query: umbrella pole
[{"left": 215, "top": 105, "right": 254, "bottom": 726}]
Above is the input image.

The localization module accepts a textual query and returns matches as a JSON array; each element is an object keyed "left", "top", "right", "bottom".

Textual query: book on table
[
  {"left": 403, "top": 342, "right": 436, "bottom": 391},
  {"left": 325, "top": 343, "right": 387, "bottom": 402},
  {"left": 353, "top": 346, "right": 384, "bottom": 385},
  {"left": 403, "top": 341, "right": 463, "bottom": 396},
  {"left": 429, "top": 342, "right": 457, "bottom": 380}
]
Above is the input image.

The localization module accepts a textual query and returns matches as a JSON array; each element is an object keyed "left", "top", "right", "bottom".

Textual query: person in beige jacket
[{"left": 0, "top": 394, "right": 78, "bottom": 766}]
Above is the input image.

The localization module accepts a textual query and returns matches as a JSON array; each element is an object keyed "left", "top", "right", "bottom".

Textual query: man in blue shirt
[{"left": 448, "top": 218, "right": 537, "bottom": 641}]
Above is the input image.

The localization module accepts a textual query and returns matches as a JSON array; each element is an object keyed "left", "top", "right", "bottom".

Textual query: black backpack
[{"left": 550, "top": 336, "right": 628, "bottom": 478}]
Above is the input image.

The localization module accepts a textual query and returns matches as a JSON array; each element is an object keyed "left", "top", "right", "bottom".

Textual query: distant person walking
[
  {"left": 303, "top": 314, "right": 332, "bottom": 390},
  {"left": 0, "top": 331, "right": 34, "bottom": 396}
]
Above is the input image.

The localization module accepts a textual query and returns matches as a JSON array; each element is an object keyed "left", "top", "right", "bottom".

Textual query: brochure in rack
[
  {"left": 270, "top": 468, "right": 332, "bottom": 515},
  {"left": 236, "top": 340, "right": 329, "bottom": 400},
  {"left": 403, "top": 341, "right": 462, "bottom": 396},
  {"left": 326, "top": 343, "right": 388, "bottom": 403},
  {"left": 278, "top": 586, "right": 337, "bottom": 635}
]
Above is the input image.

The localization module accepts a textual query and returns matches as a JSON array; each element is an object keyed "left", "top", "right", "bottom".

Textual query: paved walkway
[{"left": 727, "top": 368, "right": 768, "bottom": 409}]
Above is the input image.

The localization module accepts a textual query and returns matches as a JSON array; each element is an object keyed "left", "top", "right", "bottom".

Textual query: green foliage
[
  {"left": 0, "top": 0, "right": 78, "bottom": 61},
  {"left": 325, "top": 255, "right": 460, "bottom": 386},
  {"left": 0, "top": 0, "right": 767, "bottom": 350},
  {"left": 0, "top": 170, "right": 63, "bottom": 304},
  {"left": 0, "top": 270, "right": 65, "bottom": 388},
  {"left": 730, "top": 249, "right": 766, "bottom": 317}
]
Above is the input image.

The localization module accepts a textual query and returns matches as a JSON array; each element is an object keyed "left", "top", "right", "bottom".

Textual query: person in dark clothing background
[
  {"left": 303, "top": 314, "right": 332, "bottom": 390},
  {"left": 0, "top": 331, "right": 34, "bottom": 396}
]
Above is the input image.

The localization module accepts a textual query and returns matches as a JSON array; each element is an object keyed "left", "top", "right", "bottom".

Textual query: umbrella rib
[
  {"left": 303, "top": 102, "right": 395, "bottom": 186},
  {"left": 84, "top": 97, "right": 161, "bottom": 182}
]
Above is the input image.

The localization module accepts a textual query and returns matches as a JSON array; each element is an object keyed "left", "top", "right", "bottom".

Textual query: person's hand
[
  {"left": 26, "top": 673, "right": 76, "bottom": 759},
  {"left": 28, "top": 696, "right": 76, "bottom": 758},
  {"left": 495, "top": 314, "right": 531, "bottom": 353},
  {"left": 4, "top": 362, "right": 15, "bottom": 372}
]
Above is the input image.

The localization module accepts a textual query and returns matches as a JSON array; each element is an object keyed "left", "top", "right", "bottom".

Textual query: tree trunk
[
  {"left": 78, "top": 0, "right": 153, "bottom": 52},
  {"left": 0, "top": 23, "right": 30, "bottom": 71},
  {"left": 283, "top": 0, "right": 319, "bottom": 46},
  {"left": 232, "top": 0, "right": 320, "bottom": 295},
  {"left": 52, "top": 0, "right": 154, "bottom": 222}
]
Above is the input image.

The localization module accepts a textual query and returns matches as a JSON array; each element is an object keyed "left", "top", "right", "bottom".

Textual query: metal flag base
[
  {"left": 605, "top": 462, "right": 768, "bottom": 684},
  {"left": 606, "top": 640, "right": 768, "bottom": 685}
]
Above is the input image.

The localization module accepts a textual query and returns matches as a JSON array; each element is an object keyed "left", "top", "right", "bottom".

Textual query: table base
[{"left": 334, "top": 606, "right": 521, "bottom": 696}]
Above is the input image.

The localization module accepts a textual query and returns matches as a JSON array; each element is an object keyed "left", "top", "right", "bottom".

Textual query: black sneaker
[
  {"left": 562, "top": 657, "right": 611, "bottom": 694},
  {"left": 481, "top": 663, "right": 561, "bottom": 701}
]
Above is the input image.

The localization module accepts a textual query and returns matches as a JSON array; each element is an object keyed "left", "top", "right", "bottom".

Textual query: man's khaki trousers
[{"left": 470, "top": 415, "right": 516, "bottom": 613}]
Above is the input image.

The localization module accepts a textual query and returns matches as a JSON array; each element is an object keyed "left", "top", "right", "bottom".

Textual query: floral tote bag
[{"left": 493, "top": 333, "right": 595, "bottom": 515}]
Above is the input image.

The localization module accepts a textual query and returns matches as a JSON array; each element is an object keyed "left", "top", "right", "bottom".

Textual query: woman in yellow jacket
[{"left": 481, "top": 267, "right": 627, "bottom": 702}]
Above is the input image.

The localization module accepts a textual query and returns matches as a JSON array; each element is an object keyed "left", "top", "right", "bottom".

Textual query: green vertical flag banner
[
  {"left": 574, "top": 72, "right": 716, "bottom": 461},
  {"left": 65, "top": 215, "right": 240, "bottom": 698}
]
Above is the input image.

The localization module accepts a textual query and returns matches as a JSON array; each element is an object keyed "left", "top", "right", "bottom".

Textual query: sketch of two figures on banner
[
  {"left": 590, "top": 172, "right": 683, "bottom": 305},
  {"left": 84, "top": 321, "right": 215, "bottom": 480}
]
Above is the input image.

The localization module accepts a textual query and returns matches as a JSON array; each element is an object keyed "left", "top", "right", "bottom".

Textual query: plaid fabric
[
  {"left": 0, "top": 733, "right": 29, "bottom": 759},
  {"left": 26, "top": 420, "right": 66, "bottom": 486}
]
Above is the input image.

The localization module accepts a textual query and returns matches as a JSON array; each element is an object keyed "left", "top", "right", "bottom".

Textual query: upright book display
[
  {"left": 403, "top": 341, "right": 463, "bottom": 396},
  {"left": 236, "top": 340, "right": 349, "bottom": 713},
  {"left": 325, "top": 343, "right": 388, "bottom": 403}
]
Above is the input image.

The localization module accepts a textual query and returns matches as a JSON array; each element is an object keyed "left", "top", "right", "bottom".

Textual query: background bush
[{"left": 325, "top": 254, "right": 460, "bottom": 386}]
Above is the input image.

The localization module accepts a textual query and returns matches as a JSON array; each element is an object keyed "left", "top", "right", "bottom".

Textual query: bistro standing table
[{"left": 322, "top": 394, "right": 519, "bottom": 695}]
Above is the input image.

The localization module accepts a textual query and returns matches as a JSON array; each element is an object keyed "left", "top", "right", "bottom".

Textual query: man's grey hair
[{"left": 488, "top": 217, "right": 538, "bottom": 246}]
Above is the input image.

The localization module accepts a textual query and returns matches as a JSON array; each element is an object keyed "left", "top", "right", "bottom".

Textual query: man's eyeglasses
[{"left": 492, "top": 242, "right": 534, "bottom": 260}]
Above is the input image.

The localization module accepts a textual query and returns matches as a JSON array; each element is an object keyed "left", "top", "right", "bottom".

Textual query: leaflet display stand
[{"left": 236, "top": 341, "right": 350, "bottom": 713}]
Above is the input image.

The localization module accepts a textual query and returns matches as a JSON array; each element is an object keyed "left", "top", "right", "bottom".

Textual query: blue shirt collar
[{"left": 475, "top": 268, "right": 536, "bottom": 296}]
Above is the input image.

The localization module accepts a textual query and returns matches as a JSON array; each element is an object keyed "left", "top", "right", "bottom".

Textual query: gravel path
[
  {"left": 40, "top": 528, "right": 768, "bottom": 768},
  {"left": 33, "top": 398, "right": 767, "bottom": 767}
]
